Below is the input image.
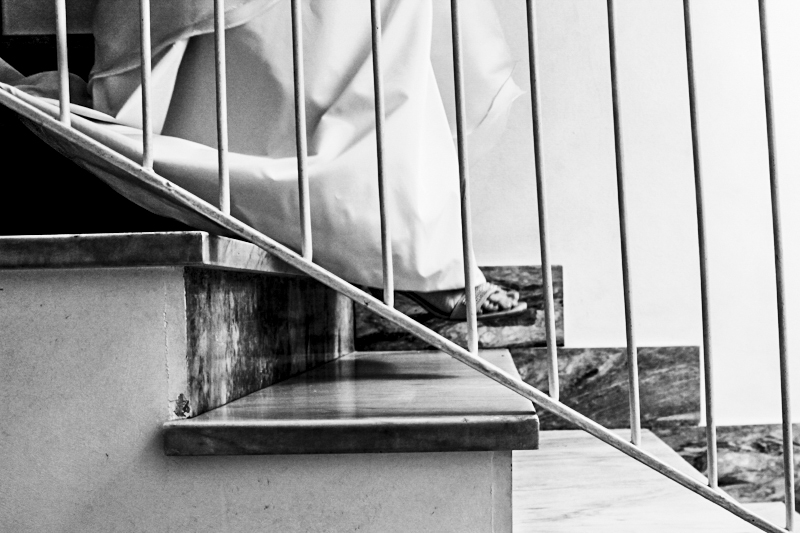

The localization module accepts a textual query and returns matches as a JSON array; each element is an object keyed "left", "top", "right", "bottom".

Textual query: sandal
[{"left": 400, "top": 282, "right": 527, "bottom": 321}]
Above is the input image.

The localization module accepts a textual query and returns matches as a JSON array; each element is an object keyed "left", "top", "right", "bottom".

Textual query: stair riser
[
  {"left": 178, "top": 267, "right": 353, "bottom": 418},
  {"left": 0, "top": 232, "right": 355, "bottom": 420}
]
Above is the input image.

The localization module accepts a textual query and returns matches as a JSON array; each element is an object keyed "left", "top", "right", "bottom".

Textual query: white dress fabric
[{"left": 4, "top": 0, "right": 521, "bottom": 291}]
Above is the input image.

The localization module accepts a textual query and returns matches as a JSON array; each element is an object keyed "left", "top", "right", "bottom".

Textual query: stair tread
[
  {"left": 0, "top": 231, "right": 299, "bottom": 275},
  {"left": 164, "top": 349, "right": 539, "bottom": 455},
  {"left": 513, "top": 430, "right": 780, "bottom": 532}
]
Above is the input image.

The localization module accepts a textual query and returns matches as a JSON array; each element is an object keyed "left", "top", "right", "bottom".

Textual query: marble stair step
[
  {"left": 0, "top": 231, "right": 298, "bottom": 274},
  {"left": 0, "top": 231, "right": 354, "bottom": 420},
  {"left": 163, "top": 349, "right": 539, "bottom": 456}
]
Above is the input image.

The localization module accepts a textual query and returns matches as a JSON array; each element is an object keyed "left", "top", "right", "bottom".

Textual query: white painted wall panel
[{"left": 472, "top": 0, "right": 800, "bottom": 425}]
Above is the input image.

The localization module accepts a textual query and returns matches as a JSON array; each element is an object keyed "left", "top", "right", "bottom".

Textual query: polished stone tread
[
  {"left": 0, "top": 231, "right": 299, "bottom": 275},
  {"left": 163, "top": 349, "right": 539, "bottom": 455}
]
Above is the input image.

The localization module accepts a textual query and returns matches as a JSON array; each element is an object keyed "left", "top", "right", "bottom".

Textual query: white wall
[{"left": 472, "top": 0, "right": 800, "bottom": 426}]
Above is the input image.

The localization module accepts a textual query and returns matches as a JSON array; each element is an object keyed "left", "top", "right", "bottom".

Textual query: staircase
[
  {"left": 1, "top": 1, "right": 796, "bottom": 531},
  {"left": 1, "top": 229, "right": 783, "bottom": 532},
  {"left": 0, "top": 231, "right": 535, "bottom": 532},
  {"left": 0, "top": 59, "right": 789, "bottom": 533}
]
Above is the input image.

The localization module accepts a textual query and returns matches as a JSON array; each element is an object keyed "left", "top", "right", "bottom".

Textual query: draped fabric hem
[
  {"left": 2, "top": 0, "right": 520, "bottom": 293},
  {"left": 89, "top": 0, "right": 280, "bottom": 84}
]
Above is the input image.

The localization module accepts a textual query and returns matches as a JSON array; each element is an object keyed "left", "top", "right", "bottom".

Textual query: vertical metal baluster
[
  {"left": 139, "top": 0, "right": 153, "bottom": 169},
  {"left": 54, "top": 0, "right": 70, "bottom": 126},
  {"left": 606, "top": 0, "right": 641, "bottom": 446},
  {"left": 214, "top": 0, "right": 231, "bottom": 213},
  {"left": 757, "top": 1, "right": 795, "bottom": 529},
  {"left": 525, "top": 0, "right": 559, "bottom": 400},
  {"left": 370, "top": 0, "right": 394, "bottom": 307},
  {"left": 290, "top": 0, "right": 312, "bottom": 260},
  {"left": 450, "top": 0, "right": 479, "bottom": 354},
  {"left": 682, "top": 0, "right": 719, "bottom": 490}
]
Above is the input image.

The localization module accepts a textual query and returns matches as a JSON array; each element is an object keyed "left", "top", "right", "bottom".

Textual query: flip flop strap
[
  {"left": 450, "top": 283, "right": 502, "bottom": 319},
  {"left": 474, "top": 283, "right": 502, "bottom": 315}
]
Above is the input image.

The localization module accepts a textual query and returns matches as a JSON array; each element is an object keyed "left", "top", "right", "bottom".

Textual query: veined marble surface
[
  {"left": 513, "top": 346, "right": 701, "bottom": 430},
  {"left": 355, "top": 266, "right": 563, "bottom": 351},
  {"left": 182, "top": 267, "right": 353, "bottom": 418},
  {"left": 514, "top": 344, "right": 797, "bottom": 509},
  {"left": 164, "top": 349, "right": 538, "bottom": 455},
  {"left": 654, "top": 424, "right": 800, "bottom": 509}
]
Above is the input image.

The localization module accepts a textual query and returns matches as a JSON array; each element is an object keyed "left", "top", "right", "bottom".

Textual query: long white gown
[{"left": 3, "top": 0, "right": 521, "bottom": 291}]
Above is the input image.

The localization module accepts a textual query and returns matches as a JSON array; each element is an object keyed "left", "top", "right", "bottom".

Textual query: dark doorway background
[{"left": 1, "top": 34, "right": 191, "bottom": 236}]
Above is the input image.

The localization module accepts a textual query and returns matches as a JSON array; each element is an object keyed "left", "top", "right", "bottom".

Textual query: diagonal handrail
[{"left": 0, "top": 85, "right": 788, "bottom": 533}]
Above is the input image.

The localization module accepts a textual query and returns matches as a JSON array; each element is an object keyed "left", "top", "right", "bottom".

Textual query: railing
[{"left": 1, "top": 0, "right": 794, "bottom": 531}]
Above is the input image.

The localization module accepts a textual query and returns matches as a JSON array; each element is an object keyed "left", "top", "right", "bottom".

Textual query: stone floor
[
  {"left": 513, "top": 345, "right": 799, "bottom": 510},
  {"left": 514, "top": 430, "right": 785, "bottom": 532}
]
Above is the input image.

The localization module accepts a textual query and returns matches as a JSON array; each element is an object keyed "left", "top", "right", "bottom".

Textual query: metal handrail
[
  {"left": 15, "top": 1, "right": 793, "bottom": 531},
  {"left": 213, "top": 0, "right": 230, "bottom": 213},
  {"left": 682, "top": 0, "right": 719, "bottom": 491},
  {"left": 451, "top": 0, "right": 480, "bottom": 354},
  {"left": 606, "top": 0, "right": 642, "bottom": 446},
  {"left": 370, "top": 0, "right": 395, "bottom": 308},
  {"left": 757, "top": 0, "right": 796, "bottom": 528},
  {"left": 54, "top": 0, "right": 69, "bottom": 125},
  {"left": 290, "top": 0, "right": 312, "bottom": 260},
  {"left": 525, "top": 0, "right": 560, "bottom": 401},
  {"left": 138, "top": 0, "right": 153, "bottom": 170}
]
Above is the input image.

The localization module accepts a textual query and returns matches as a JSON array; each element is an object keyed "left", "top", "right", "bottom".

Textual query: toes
[
  {"left": 504, "top": 290, "right": 520, "bottom": 307},
  {"left": 482, "top": 289, "right": 519, "bottom": 313},
  {"left": 498, "top": 290, "right": 519, "bottom": 308},
  {"left": 483, "top": 299, "right": 500, "bottom": 312}
]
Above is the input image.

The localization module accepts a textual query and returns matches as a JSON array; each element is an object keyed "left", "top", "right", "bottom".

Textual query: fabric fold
[{"left": 3, "top": 0, "right": 522, "bottom": 292}]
